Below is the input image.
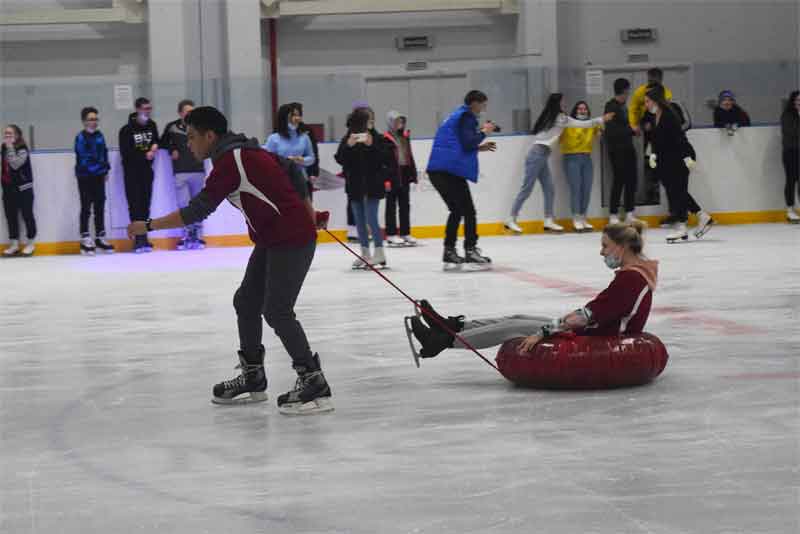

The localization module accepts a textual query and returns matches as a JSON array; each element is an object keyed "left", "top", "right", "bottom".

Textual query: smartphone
[{"left": 353, "top": 133, "right": 368, "bottom": 143}]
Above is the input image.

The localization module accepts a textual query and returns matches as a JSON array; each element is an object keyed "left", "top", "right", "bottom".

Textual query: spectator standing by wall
[
  {"left": 560, "top": 101, "right": 603, "bottom": 232},
  {"left": 1, "top": 124, "right": 37, "bottom": 257},
  {"left": 781, "top": 90, "right": 800, "bottom": 223},
  {"left": 383, "top": 110, "right": 418, "bottom": 247},
  {"left": 74, "top": 107, "right": 113, "bottom": 255},
  {"left": 713, "top": 90, "right": 751, "bottom": 134},
  {"left": 119, "top": 97, "right": 159, "bottom": 252},
  {"left": 162, "top": 99, "right": 208, "bottom": 250}
]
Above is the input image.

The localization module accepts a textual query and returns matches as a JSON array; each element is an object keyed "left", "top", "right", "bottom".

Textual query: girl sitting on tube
[{"left": 409, "top": 221, "right": 658, "bottom": 358}]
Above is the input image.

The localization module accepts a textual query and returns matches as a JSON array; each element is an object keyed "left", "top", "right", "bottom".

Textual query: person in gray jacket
[{"left": 161, "top": 99, "right": 208, "bottom": 249}]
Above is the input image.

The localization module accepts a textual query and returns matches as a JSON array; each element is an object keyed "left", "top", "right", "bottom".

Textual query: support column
[
  {"left": 147, "top": 0, "right": 191, "bottom": 125},
  {"left": 224, "top": 0, "right": 266, "bottom": 139}
]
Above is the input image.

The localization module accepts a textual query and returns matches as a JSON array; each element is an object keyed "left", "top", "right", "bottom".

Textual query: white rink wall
[{"left": 0, "top": 126, "right": 788, "bottom": 246}]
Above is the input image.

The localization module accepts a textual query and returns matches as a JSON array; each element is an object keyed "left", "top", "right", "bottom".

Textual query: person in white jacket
[{"left": 505, "top": 93, "right": 613, "bottom": 233}]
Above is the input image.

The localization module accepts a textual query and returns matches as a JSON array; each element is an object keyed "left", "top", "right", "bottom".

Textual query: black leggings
[
  {"left": 78, "top": 175, "right": 107, "bottom": 236},
  {"left": 428, "top": 171, "right": 477, "bottom": 250},
  {"left": 783, "top": 148, "right": 799, "bottom": 207},
  {"left": 660, "top": 165, "right": 690, "bottom": 222},
  {"left": 2, "top": 184, "right": 36, "bottom": 241}
]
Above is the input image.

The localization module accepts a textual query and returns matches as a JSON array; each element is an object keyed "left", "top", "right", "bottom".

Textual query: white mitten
[
  {"left": 684, "top": 157, "right": 696, "bottom": 170},
  {"left": 645, "top": 143, "right": 653, "bottom": 156},
  {"left": 648, "top": 153, "right": 658, "bottom": 169}
]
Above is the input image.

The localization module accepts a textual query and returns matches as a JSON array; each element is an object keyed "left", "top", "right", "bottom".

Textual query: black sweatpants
[
  {"left": 385, "top": 184, "right": 410, "bottom": 236},
  {"left": 234, "top": 240, "right": 317, "bottom": 368},
  {"left": 783, "top": 147, "right": 799, "bottom": 206},
  {"left": 122, "top": 163, "right": 154, "bottom": 221},
  {"left": 2, "top": 183, "right": 36, "bottom": 241},
  {"left": 428, "top": 171, "right": 477, "bottom": 250},
  {"left": 608, "top": 145, "right": 638, "bottom": 214},
  {"left": 77, "top": 175, "right": 107, "bottom": 236}
]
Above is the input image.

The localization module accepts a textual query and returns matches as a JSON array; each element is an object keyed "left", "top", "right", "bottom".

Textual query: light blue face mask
[
  {"left": 604, "top": 254, "right": 622, "bottom": 270},
  {"left": 288, "top": 122, "right": 298, "bottom": 132}
]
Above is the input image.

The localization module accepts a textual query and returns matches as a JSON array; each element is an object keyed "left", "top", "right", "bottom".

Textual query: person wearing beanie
[{"left": 713, "top": 90, "right": 751, "bottom": 131}]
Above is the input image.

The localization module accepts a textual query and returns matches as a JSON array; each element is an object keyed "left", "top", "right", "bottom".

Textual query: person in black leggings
[{"left": 781, "top": 90, "right": 800, "bottom": 223}]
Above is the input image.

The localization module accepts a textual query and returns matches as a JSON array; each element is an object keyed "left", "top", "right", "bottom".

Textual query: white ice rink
[{"left": 1, "top": 224, "right": 798, "bottom": 534}]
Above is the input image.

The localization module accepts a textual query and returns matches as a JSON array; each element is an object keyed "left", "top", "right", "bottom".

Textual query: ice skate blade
[
  {"left": 503, "top": 225, "right": 522, "bottom": 234},
  {"left": 666, "top": 234, "right": 689, "bottom": 243},
  {"left": 442, "top": 262, "right": 463, "bottom": 272},
  {"left": 80, "top": 250, "right": 95, "bottom": 256},
  {"left": 787, "top": 218, "right": 799, "bottom": 225},
  {"left": 463, "top": 262, "right": 492, "bottom": 271},
  {"left": 404, "top": 313, "right": 422, "bottom": 368},
  {"left": 211, "top": 391, "right": 268, "bottom": 405},
  {"left": 278, "top": 397, "right": 334, "bottom": 415},
  {"left": 544, "top": 228, "right": 564, "bottom": 234}
]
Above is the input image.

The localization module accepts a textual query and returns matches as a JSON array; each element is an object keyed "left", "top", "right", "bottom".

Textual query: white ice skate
[
  {"left": 625, "top": 212, "right": 644, "bottom": 225},
  {"left": 21, "top": 240, "right": 35, "bottom": 257},
  {"left": 79, "top": 236, "right": 96, "bottom": 256},
  {"left": 608, "top": 214, "right": 621, "bottom": 225},
  {"left": 787, "top": 208, "right": 800, "bottom": 224},
  {"left": 666, "top": 223, "right": 689, "bottom": 243},
  {"left": 372, "top": 247, "right": 388, "bottom": 269},
  {"left": 581, "top": 216, "right": 594, "bottom": 232},
  {"left": 504, "top": 217, "right": 523, "bottom": 234},
  {"left": 3, "top": 240, "right": 20, "bottom": 257},
  {"left": 401, "top": 235, "right": 418, "bottom": 247},
  {"left": 386, "top": 235, "right": 406, "bottom": 247},
  {"left": 352, "top": 246, "right": 369, "bottom": 270},
  {"left": 572, "top": 217, "right": 585, "bottom": 233},
  {"left": 694, "top": 211, "right": 715, "bottom": 239},
  {"left": 544, "top": 217, "right": 564, "bottom": 233}
]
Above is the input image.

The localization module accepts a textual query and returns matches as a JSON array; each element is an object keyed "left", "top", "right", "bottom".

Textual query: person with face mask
[
  {"left": 162, "top": 99, "right": 207, "bottom": 250},
  {"left": 74, "top": 107, "right": 112, "bottom": 255},
  {"left": 560, "top": 101, "right": 604, "bottom": 232},
  {"left": 407, "top": 220, "right": 658, "bottom": 360},
  {"left": 505, "top": 93, "right": 614, "bottom": 234},
  {"left": 713, "top": 90, "right": 751, "bottom": 132},
  {"left": 383, "top": 110, "right": 418, "bottom": 247},
  {"left": 119, "top": 97, "right": 160, "bottom": 252}
]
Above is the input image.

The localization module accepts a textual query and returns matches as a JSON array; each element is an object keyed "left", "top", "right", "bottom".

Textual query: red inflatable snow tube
[{"left": 495, "top": 333, "right": 668, "bottom": 389}]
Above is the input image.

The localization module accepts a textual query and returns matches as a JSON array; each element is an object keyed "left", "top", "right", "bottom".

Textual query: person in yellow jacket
[
  {"left": 560, "top": 101, "right": 603, "bottom": 232},
  {"left": 629, "top": 68, "right": 673, "bottom": 135}
]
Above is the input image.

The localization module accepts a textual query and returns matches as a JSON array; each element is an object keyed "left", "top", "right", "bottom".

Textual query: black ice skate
[
  {"left": 442, "top": 247, "right": 464, "bottom": 271},
  {"left": 211, "top": 347, "right": 268, "bottom": 405},
  {"left": 80, "top": 235, "right": 96, "bottom": 256},
  {"left": 277, "top": 354, "right": 333, "bottom": 415},
  {"left": 408, "top": 316, "right": 453, "bottom": 361},
  {"left": 464, "top": 247, "right": 492, "bottom": 271},
  {"left": 418, "top": 299, "right": 464, "bottom": 335},
  {"left": 94, "top": 235, "right": 114, "bottom": 254}
]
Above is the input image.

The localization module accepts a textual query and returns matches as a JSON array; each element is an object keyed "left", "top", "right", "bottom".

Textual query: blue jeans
[
  {"left": 350, "top": 197, "right": 383, "bottom": 249},
  {"left": 563, "top": 153, "right": 593, "bottom": 215},
  {"left": 511, "top": 144, "right": 554, "bottom": 218}
]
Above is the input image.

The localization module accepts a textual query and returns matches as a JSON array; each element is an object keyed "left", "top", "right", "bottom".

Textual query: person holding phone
[
  {"left": 426, "top": 90, "right": 497, "bottom": 271},
  {"left": 335, "top": 107, "right": 392, "bottom": 269}
]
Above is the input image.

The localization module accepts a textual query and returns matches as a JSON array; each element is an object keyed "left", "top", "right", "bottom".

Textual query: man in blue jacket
[{"left": 427, "top": 90, "right": 497, "bottom": 270}]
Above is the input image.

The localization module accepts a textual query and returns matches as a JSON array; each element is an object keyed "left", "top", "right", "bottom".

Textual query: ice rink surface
[{"left": 1, "top": 224, "right": 798, "bottom": 533}]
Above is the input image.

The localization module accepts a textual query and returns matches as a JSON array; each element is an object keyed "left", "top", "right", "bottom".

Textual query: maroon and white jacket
[
  {"left": 577, "top": 259, "right": 659, "bottom": 336},
  {"left": 180, "top": 133, "right": 316, "bottom": 248}
]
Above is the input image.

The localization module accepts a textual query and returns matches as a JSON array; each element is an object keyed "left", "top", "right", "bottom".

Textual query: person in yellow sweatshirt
[
  {"left": 629, "top": 68, "right": 673, "bottom": 135},
  {"left": 560, "top": 101, "right": 603, "bottom": 232}
]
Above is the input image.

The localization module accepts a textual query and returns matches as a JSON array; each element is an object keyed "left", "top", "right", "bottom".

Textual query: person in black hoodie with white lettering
[
  {"left": 2, "top": 124, "right": 36, "bottom": 257},
  {"left": 119, "top": 97, "right": 159, "bottom": 252}
]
